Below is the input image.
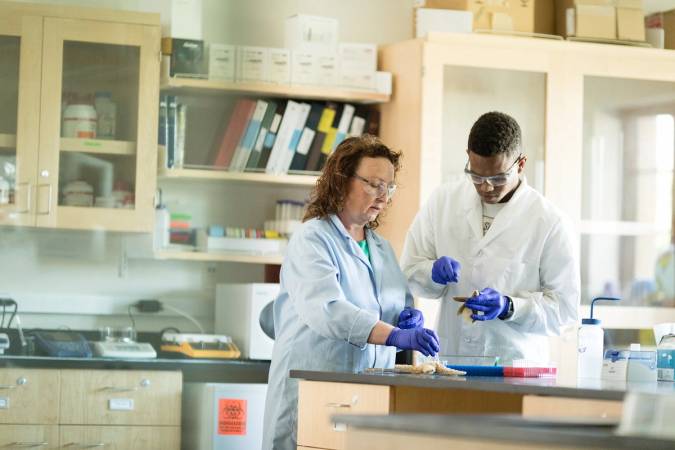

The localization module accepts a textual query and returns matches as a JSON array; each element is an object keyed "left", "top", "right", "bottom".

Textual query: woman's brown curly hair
[{"left": 303, "top": 134, "right": 401, "bottom": 229}]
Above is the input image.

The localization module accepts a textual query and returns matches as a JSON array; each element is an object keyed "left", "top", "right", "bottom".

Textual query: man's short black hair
[{"left": 468, "top": 111, "right": 522, "bottom": 157}]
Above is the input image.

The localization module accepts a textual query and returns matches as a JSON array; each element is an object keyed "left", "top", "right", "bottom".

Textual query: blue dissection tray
[{"left": 446, "top": 365, "right": 504, "bottom": 376}]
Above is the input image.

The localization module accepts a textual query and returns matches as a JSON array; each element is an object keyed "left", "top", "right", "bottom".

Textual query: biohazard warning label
[{"left": 218, "top": 398, "right": 247, "bottom": 435}]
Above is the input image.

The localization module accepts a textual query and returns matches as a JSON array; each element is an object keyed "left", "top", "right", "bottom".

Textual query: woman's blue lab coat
[{"left": 262, "top": 215, "right": 413, "bottom": 450}]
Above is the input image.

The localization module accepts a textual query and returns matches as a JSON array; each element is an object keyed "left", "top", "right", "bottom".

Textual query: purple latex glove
[
  {"left": 431, "top": 256, "right": 461, "bottom": 285},
  {"left": 397, "top": 307, "right": 424, "bottom": 329},
  {"left": 465, "top": 287, "right": 510, "bottom": 321},
  {"left": 385, "top": 327, "right": 440, "bottom": 356}
]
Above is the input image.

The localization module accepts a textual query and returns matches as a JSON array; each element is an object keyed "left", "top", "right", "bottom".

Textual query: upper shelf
[
  {"left": 158, "top": 167, "right": 318, "bottom": 186},
  {"left": 160, "top": 76, "right": 390, "bottom": 104},
  {"left": 0, "top": 133, "right": 17, "bottom": 149},
  {"left": 60, "top": 138, "right": 136, "bottom": 156}
]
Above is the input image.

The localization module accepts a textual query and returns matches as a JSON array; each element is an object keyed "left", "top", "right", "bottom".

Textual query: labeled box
[
  {"left": 414, "top": 8, "right": 473, "bottom": 37},
  {"left": 316, "top": 52, "right": 339, "bottom": 86},
  {"left": 163, "top": 38, "right": 207, "bottom": 78},
  {"left": 565, "top": 4, "right": 617, "bottom": 40},
  {"left": 268, "top": 48, "right": 291, "bottom": 84},
  {"left": 338, "top": 43, "right": 377, "bottom": 74},
  {"left": 237, "top": 46, "right": 268, "bottom": 83},
  {"left": 285, "top": 14, "right": 339, "bottom": 52},
  {"left": 290, "top": 51, "right": 317, "bottom": 85},
  {"left": 208, "top": 43, "right": 235, "bottom": 81}
]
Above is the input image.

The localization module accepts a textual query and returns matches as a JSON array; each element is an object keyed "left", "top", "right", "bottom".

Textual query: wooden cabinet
[
  {"left": 297, "top": 380, "right": 392, "bottom": 450},
  {"left": 0, "top": 425, "right": 59, "bottom": 449},
  {"left": 60, "top": 369, "right": 181, "bottom": 426},
  {"left": 60, "top": 425, "right": 180, "bottom": 450},
  {"left": 0, "top": 1, "right": 160, "bottom": 232},
  {"left": 0, "top": 369, "right": 59, "bottom": 425},
  {"left": 0, "top": 368, "right": 180, "bottom": 450}
]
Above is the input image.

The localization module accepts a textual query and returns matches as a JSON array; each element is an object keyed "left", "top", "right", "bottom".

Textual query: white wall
[{"left": 2, "top": 0, "right": 416, "bottom": 332}]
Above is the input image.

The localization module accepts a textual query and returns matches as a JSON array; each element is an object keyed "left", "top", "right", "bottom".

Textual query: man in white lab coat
[{"left": 401, "top": 111, "right": 579, "bottom": 364}]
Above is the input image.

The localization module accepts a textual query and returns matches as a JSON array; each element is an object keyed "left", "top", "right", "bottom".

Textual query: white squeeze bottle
[{"left": 577, "top": 296, "right": 620, "bottom": 379}]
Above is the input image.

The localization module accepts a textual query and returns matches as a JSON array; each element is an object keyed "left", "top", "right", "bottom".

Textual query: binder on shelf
[
  {"left": 246, "top": 101, "right": 278, "bottom": 170},
  {"left": 230, "top": 99, "right": 268, "bottom": 172},
  {"left": 158, "top": 95, "right": 168, "bottom": 147},
  {"left": 305, "top": 104, "right": 336, "bottom": 172},
  {"left": 211, "top": 98, "right": 256, "bottom": 168},
  {"left": 175, "top": 103, "right": 187, "bottom": 168},
  {"left": 277, "top": 102, "right": 311, "bottom": 174},
  {"left": 349, "top": 106, "right": 368, "bottom": 137},
  {"left": 265, "top": 100, "right": 301, "bottom": 174},
  {"left": 289, "top": 102, "right": 324, "bottom": 171},
  {"left": 332, "top": 103, "right": 355, "bottom": 152},
  {"left": 167, "top": 95, "right": 177, "bottom": 168},
  {"left": 256, "top": 104, "right": 284, "bottom": 170}
]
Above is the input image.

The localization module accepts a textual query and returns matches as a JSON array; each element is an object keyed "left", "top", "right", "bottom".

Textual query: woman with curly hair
[{"left": 262, "top": 134, "right": 440, "bottom": 450}]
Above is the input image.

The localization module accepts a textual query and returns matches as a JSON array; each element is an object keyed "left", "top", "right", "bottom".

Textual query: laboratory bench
[
  {"left": 334, "top": 413, "right": 675, "bottom": 450},
  {"left": 291, "top": 369, "right": 675, "bottom": 450}
]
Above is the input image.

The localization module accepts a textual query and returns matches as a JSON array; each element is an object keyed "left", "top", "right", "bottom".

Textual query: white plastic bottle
[
  {"left": 577, "top": 296, "right": 620, "bottom": 379},
  {"left": 94, "top": 91, "right": 117, "bottom": 139}
]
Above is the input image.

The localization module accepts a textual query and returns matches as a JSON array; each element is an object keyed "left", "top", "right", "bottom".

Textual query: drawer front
[
  {"left": 0, "top": 369, "right": 59, "bottom": 424},
  {"left": 60, "top": 425, "right": 180, "bottom": 450},
  {"left": 297, "top": 381, "right": 391, "bottom": 450},
  {"left": 60, "top": 369, "right": 182, "bottom": 426},
  {"left": 0, "top": 424, "right": 59, "bottom": 449}
]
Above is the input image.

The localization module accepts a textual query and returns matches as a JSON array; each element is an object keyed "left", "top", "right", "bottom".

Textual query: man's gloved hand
[
  {"left": 465, "top": 287, "right": 511, "bottom": 321},
  {"left": 397, "top": 307, "right": 424, "bottom": 329},
  {"left": 385, "top": 327, "right": 440, "bottom": 357},
  {"left": 431, "top": 256, "right": 461, "bottom": 285}
]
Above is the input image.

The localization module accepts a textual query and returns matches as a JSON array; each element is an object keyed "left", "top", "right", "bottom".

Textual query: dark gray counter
[
  {"left": 290, "top": 370, "right": 675, "bottom": 400},
  {"left": 1, "top": 355, "right": 270, "bottom": 383},
  {"left": 334, "top": 414, "right": 675, "bottom": 449}
]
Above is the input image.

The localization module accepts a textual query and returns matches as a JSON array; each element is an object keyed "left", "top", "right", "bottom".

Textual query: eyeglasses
[
  {"left": 464, "top": 154, "right": 523, "bottom": 187},
  {"left": 353, "top": 174, "right": 397, "bottom": 198}
]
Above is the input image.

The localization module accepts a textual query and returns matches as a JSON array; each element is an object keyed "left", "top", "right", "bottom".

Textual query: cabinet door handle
[
  {"left": 99, "top": 386, "right": 138, "bottom": 393},
  {"left": 7, "top": 442, "right": 48, "bottom": 447},
  {"left": 325, "top": 402, "right": 351, "bottom": 408},
  {"left": 14, "top": 182, "right": 31, "bottom": 214},
  {"left": 0, "top": 377, "right": 28, "bottom": 389},
  {"left": 36, "top": 183, "right": 52, "bottom": 215}
]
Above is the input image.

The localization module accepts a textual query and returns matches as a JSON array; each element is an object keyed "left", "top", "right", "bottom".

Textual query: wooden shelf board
[
  {"left": 60, "top": 138, "right": 136, "bottom": 155},
  {"left": 0, "top": 133, "right": 17, "bottom": 149},
  {"left": 158, "top": 167, "right": 318, "bottom": 186},
  {"left": 160, "top": 76, "right": 390, "bottom": 104},
  {"left": 155, "top": 250, "right": 283, "bottom": 265}
]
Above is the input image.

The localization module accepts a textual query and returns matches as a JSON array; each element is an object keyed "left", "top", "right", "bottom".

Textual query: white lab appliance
[
  {"left": 182, "top": 382, "right": 267, "bottom": 450},
  {"left": 215, "top": 283, "right": 278, "bottom": 360}
]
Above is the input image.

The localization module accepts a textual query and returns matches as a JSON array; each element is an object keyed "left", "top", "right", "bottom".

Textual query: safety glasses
[
  {"left": 464, "top": 154, "right": 523, "bottom": 187},
  {"left": 353, "top": 174, "right": 397, "bottom": 198}
]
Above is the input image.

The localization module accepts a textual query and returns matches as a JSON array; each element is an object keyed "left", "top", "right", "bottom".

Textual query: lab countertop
[
  {"left": 290, "top": 370, "right": 675, "bottom": 400},
  {"left": 334, "top": 414, "right": 675, "bottom": 449},
  {"left": 0, "top": 355, "right": 270, "bottom": 383}
]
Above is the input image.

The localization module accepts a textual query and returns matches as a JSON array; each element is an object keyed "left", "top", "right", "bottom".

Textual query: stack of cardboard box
[
  {"left": 555, "top": 0, "right": 645, "bottom": 41},
  {"left": 413, "top": 0, "right": 555, "bottom": 35}
]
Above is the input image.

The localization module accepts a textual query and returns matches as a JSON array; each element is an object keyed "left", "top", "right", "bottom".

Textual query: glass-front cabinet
[
  {"left": 581, "top": 76, "right": 675, "bottom": 309},
  {"left": 0, "top": 6, "right": 160, "bottom": 231}
]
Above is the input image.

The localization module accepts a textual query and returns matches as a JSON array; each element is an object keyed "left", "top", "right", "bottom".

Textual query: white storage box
[
  {"left": 208, "top": 44, "right": 236, "bottom": 81},
  {"left": 285, "top": 14, "right": 339, "bottom": 52},
  {"left": 375, "top": 71, "right": 393, "bottom": 95},
  {"left": 268, "top": 48, "right": 291, "bottom": 84},
  {"left": 415, "top": 8, "right": 473, "bottom": 37},
  {"left": 197, "top": 230, "right": 287, "bottom": 255},
  {"left": 183, "top": 382, "right": 267, "bottom": 450},
  {"left": 340, "top": 71, "right": 376, "bottom": 91},
  {"left": 237, "top": 46, "right": 268, "bottom": 83},
  {"left": 291, "top": 50, "right": 317, "bottom": 85},
  {"left": 316, "top": 52, "right": 339, "bottom": 86},
  {"left": 338, "top": 42, "right": 377, "bottom": 74},
  {"left": 158, "top": 0, "right": 203, "bottom": 39},
  {"left": 216, "top": 283, "right": 279, "bottom": 360}
]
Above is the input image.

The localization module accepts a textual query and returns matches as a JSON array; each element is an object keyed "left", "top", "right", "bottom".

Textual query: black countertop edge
[
  {"left": 290, "top": 370, "right": 674, "bottom": 401},
  {"left": 0, "top": 355, "right": 271, "bottom": 370},
  {"left": 334, "top": 414, "right": 675, "bottom": 449}
]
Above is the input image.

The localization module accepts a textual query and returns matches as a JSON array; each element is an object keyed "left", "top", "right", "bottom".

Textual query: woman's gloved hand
[
  {"left": 385, "top": 327, "right": 440, "bottom": 356},
  {"left": 397, "top": 307, "right": 424, "bottom": 329},
  {"left": 431, "top": 256, "right": 461, "bottom": 284}
]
